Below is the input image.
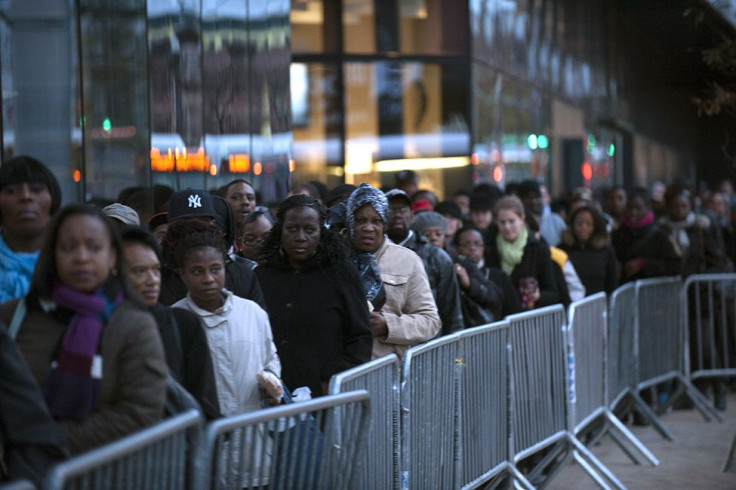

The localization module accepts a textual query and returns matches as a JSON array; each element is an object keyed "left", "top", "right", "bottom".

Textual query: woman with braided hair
[{"left": 256, "top": 194, "right": 372, "bottom": 397}]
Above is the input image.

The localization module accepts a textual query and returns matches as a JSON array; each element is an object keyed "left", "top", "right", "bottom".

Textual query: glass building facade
[{"left": 1, "top": 0, "right": 731, "bottom": 208}]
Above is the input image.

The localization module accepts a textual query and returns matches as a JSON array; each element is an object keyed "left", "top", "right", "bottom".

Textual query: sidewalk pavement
[{"left": 549, "top": 392, "right": 736, "bottom": 489}]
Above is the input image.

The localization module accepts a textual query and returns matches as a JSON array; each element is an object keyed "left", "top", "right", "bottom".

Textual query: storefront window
[
  {"left": 0, "top": 1, "right": 80, "bottom": 203},
  {"left": 399, "top": 0, "right": 468, "bottom": 55},
  {"left": 291, "top": 63, "right": 343, "bottom": 188},
  {"left": 344, "top": 60, "right": 470, "bottom": 197}
]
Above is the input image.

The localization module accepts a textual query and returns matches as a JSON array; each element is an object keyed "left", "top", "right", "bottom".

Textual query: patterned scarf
[
  {"left": 0, "top": 231, "right": 39, "bottom": 303},
  {"left": 345, "top": 183, "right": 388, "bottom": 238},
  {"left": 44, "top": 281, "right": 122, "bottom": 421},
  {"left": 497, "top": 226, "right": 529, "bottom": 275}
]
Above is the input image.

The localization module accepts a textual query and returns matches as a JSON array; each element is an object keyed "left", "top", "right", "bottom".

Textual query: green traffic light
[
  {"left": 102, "top": 118, "right": 112, "bottom": 132},
  {"left": 538, "top": 135, "right": 549, "bottom": 149},
  {"left": 527, "top": 134, "right": 538, "bottom": 150},
  {"left": 607, "top": 144, "right": 615, "bottom": 157}
]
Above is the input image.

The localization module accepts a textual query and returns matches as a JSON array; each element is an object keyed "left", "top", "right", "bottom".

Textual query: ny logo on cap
[{"left": 188, "top": 194, "right": 202, "bottom": 208}]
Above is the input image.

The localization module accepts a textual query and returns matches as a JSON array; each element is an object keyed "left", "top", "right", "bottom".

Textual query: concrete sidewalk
[{"left": 549, "top": 393, "right": 736, "bottom": 489}]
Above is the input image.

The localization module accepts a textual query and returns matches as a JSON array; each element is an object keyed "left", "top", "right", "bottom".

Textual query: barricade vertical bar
[
  {"left": 684, "top": 273, "right": 736, "bottom": 382},
  {"left": 401, "top": 333, "right": 461, "bottom": 490},
  {"left": 508, "top": 305, "right": 624, "bottom": 489},
  {"left": 456, "top": 321, "right": 531, "bottom": 489},
  {"left": 329, "top": 355, "right": 400, "bottom": 490},
  {"left": 569, "top": 292, "right": 658, "bottom": 466},
  {"left": 636, "top": 276, "right": 722, "bottom": 421},
  {"left": 199, "top": 391, "right": 370, "bottom": 490}
]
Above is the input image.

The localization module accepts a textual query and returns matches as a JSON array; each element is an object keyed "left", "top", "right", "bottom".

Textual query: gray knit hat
[
  {"left": 411, "top": 211, "right": 446, "bottom": 233},
  {"left": 346, "top": 183, "right": 388, "bottom": 238}
]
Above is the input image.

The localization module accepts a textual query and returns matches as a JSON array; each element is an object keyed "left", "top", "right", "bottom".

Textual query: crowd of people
[{"left": 1, "top": 155, "right": 735, "bottom": 485}]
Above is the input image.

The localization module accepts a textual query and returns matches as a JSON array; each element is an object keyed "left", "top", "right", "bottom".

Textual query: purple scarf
[{"left": 44, "top": 282, "right": 122, "bottom": 421}]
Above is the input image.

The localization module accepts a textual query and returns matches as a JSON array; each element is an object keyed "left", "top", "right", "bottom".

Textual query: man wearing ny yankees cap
[{"left": 157, "top": 188, "right": 266, "bottom": 309}]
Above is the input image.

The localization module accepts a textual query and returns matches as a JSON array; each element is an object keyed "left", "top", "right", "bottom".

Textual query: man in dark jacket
[{"left": 385, "top": 189, "right": 464, "bottom": 335}]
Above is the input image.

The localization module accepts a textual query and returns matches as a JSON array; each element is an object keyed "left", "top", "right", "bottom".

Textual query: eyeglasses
[{"left": 242, "top": 232, "right": 269, "bottom": 246}]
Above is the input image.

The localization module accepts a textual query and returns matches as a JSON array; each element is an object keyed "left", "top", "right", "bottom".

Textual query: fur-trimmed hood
[{"left": 560, "top": 227, "right": 610, "bottom": 250}]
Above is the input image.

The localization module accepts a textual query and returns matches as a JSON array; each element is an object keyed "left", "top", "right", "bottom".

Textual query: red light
[
  {"left": 581, "top": 162, "right": 593, "bottom": 180},
  {"left": 492, "top": 165, "right": 503, "bottom": 183},
  {"left": 253, "top": 162, "right": 263, "bottom": 176},
  {"left": 73, "top": 170, "right": 81, "bottom": 182}
]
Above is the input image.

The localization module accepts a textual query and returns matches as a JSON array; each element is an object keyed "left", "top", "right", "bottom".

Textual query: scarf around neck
[
  {"left": 621, "top": 210, "right": 654, "bottom": 229},
  {"left": 44, "top": 281, "right": 122, "bottom": 421},
  {"left": 0, "top": 231, "right": 40, "bottom": 303},
  {"left": 497, "top": 226, "right": 528, "bottom": 275},
  {"left": 660, "top": 212, "right": 696, "bottom": 252}
]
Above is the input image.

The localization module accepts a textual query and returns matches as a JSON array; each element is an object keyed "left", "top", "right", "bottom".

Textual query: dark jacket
[
  {"left": 485, "top": 228, "right": 560, "bottom": 308},
  {"left": 0, "top": 297, "right": 167, "bottom": 455},
  {"left": 658, "top": 213, "right": 733, "bottom": 278},
  {"left": 0, "top": 322, "right": 69, "bottom": 486},
  {"left": 159, "top": 256, "right": 266, "bottom": 309},
  {"left": 256, "top": 259, "right": 372, "bottom": 398},
  {"left": 559, "top": 229, "right": 619, "bottom": 296},
  {"left": 453, "top": 255, "right": 506, "bottom": 327},
  {"left": 612, "top": 223, "right": 681, "bottom": 284},
  {"left": 403, "top": 231, "right": 464, "bottom": 335},
  {"left": 149, "top": 304, "right": 221, "bottom": 420}
]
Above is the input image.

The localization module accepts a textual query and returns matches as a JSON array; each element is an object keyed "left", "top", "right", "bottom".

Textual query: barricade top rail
[
  {"left": 402, "top": 330, "right": 462, "bottom": 371},
  {"left": 683, "top": 272, "right": 736, "bottom": 289},
  {"left": 456, "top": 319, "right": 510, "bottom": 340},
  {"left": 47, "top": 409, "right": 201, "bottom": 477},
  {"left": 569, "top": 291, "right": 607, "bottom": 318},
  {"left": 634, "top": 275, "right": 682, "bottom": 288},
  {"left": 506, "top": 303, "right": 566, "bottom": 324},
  {"left": 206, "top": 390, "right": 370, "bottom": 435},
  {"left": 329, "top": 354, "right": 399, "bottom": 391}
]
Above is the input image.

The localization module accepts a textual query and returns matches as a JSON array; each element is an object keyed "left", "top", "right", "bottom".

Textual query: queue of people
[{"left": 1, "top": 153, "right": 736, "bottom": 485}]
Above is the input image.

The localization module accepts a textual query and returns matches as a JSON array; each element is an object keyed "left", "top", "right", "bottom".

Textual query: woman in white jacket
[{"left": 169, "top": 219, "right": 281, "bottom": 488}]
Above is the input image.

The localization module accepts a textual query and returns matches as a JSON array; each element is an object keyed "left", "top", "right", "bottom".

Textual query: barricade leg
[
  {"left": 629, "top": 390, "right": 674, "bottom": 441},
  {"left": 723, "top": 434, "right": 736, "bottom": 472},
  {"left": 605, "top": 411, "right": 659, "bottom": 466},
  {"left": 607, "top": 428, "right": 641, "bottom": 465},
  {"left": 569, "top": 435, "right": 625, "bottom": 490}
]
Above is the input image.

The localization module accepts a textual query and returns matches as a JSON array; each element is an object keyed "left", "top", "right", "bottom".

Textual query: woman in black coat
[
  {"left": 612, "top": 187, "right": 681, "bottom": 284},
  {"left": 559, "top": 205, "right": 619, "bottom": 296},
  {"left": 484, "top": 195, "right": 559, "bottom": 310},
  {"left": 256, "top": 195, "right": 372, "bottom": 397}
]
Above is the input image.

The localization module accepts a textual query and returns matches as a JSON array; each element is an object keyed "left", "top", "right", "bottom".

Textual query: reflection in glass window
[
  {"left": 291, "top": 63, "right": 343, "bottom": 188},
  {"left": 344, "top": 61, "right": 469, "bottom": 197},
  {"left": 343, "top": 0, "right": 376, "bottom": 53},
  {"left": 399, "top": 0, "right": 467, "bottom": 55}
]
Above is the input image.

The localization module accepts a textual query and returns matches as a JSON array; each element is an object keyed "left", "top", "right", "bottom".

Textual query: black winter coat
[
  {"left": 149, "top": 304, "right": 221, "bottom": 420},
  {"left": 485, "top": 229, "right": 560, "bottom": 308},
  {"left": 256, "top": 260, "right": 372, "bottom": 397}
]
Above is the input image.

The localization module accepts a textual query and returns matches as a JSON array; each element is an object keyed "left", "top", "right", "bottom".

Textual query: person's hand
[
  {"left": 370, "top": 310, "right": 388, "bottom": 337},
  {"left": 519, "top": 277, "right": 539, "bottom": 310},
  {"left": 454, "top": 263, "right": 471, "bottom": 290},
  {"left": 257, "top": 371, "right": 283, "bottom": 406}
]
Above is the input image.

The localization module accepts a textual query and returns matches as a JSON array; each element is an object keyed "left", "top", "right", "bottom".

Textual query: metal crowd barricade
[
  {"left": 568, "top": 293, "right": 658, "bottom": 466},
  {"left": 44, "top": 410, "right": 202, "bottom": 490},
  {"left": 637, "top": 277, "right": 721, "bottom": 421},
  {"left": 401, "top": 332, "right": 462, "bottom": 489},
  {"left": 457, "top": 322, "right": 532, "bottom": 490},
  {"left": 682, "top": 273, "right": 736, "bottom": 382},
  {"left": 607, "top": 282, "right": 672, "bottom": 440},
  {"left": 328, "top": 355, "right": 400, "bottom": 490},
  {"left": 508, "top": 305, "right": 624, "bottom": 490},
  {"left": 197, "top": 390, "right": 370, "bottom": 490}
]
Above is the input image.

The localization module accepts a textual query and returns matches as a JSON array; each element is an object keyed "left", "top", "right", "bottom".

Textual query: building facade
[{"left": 1, "top": 0, "right": 734, "bottom": 207}]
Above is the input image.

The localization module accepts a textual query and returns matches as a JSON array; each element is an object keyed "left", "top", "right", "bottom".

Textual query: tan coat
[
  {"left": 372, "top": 238, "right": 441, "bottom": 359},
  {"left": 0, "top": 298, "right": 167, "bottom": 454}
]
